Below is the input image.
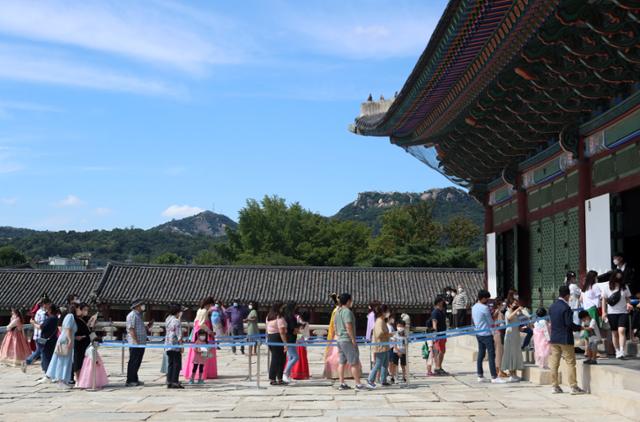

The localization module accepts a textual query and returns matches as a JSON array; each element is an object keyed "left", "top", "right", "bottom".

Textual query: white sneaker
[
  {"left": 491, "top": 377, "right": 507, "bottom": 384},
  {"left": 477, "top": 377, "right": 490, "bottom": 383},
  {"left": 282, "top": 374, "right": 291, "bottom": 383},
  {"left": 508, "top": 376, "right": 521, "bottom": 383},
  {"left": 36, "top": 376, "right": 49, "bottom": 384}
]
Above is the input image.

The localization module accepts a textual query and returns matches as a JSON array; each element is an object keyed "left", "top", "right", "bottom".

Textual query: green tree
[
  {"left": 0, "top": 246, "right": 28, "bottom": 267},
  {"left": 194, "top": 250, "right": 227, "bottom": 265},
  {"left": 152, "top": 252, "right": 186, "bottom": 265},
  {"left": 445, "top": 215, "right": 481, "bottom": 248}
]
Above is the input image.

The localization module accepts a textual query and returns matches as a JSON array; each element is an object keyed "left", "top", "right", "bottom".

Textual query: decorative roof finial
[{"left": 367, "top": 94, "right": 373, "bottom": 101}]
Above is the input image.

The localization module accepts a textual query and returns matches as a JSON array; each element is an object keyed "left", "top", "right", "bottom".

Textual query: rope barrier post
[
  {"left": 91, "top": 345, "right": 97, "bottom": 391},
  {"left": 247, "top": 341, "right": 253, "bottom": 381},
  {"left": 404, "top": 335, "right": 410, "bottom": 387},
  {"left": 120, "top": 332, "right": 125, "bottom": 375},
  {"left": 256, "top": 341, "right": 261, "bottom": 389}
]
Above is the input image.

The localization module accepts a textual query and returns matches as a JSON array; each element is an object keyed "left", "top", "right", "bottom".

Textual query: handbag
[
  {"left": 55, "top": 339, "right": 71, "bottom": 356},
  {"left": 607, "top": 290, "right": 622, "bottom": 307}
]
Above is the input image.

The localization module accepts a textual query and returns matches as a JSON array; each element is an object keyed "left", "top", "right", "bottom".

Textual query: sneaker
[
  {"left": 477, "top": 377, "right": 490, "bottom": 383},
  {"left": 337, "top": 383, "right": 351, "bottom": 391},
  {"left": 508, "top": 376, "right": 521, "bottom": 383},
  {"left": 570, "top": 386, "right": 586, "bottom": 395},
  {"left": 617, "top": 355, "right": 627, "bottom": 360},
  {"left": 435, "top": 369, "right": 449, "bottom": 376},
  {"left": 491, "top": 378, "right": 507, "bottom": 384},
  {"left": 366, "top": 380, "right": 377, "bottom": 389},
  {"left": 36, "top": 376, "right": 49, "bottom": 384},
  {"left": 551, "top": 386, "right": 563, "bottom": 394},
  {"left": 188, "top": 379, "right": 194, "bottom": 385},
  {"left": 125, "top": 382, "right": 138, "bottom": 387},
  {"left": 381, "top": 382, "right": 391, "bottom": 387},
  {"left": 197, "top": 379, "right": 204, "bottom": 384},
  {"left": 282, "top": 374, "right": 291, "bottom": 383},
  {"left": 355, "top": 384, "right": 370, "bottom": 391}
]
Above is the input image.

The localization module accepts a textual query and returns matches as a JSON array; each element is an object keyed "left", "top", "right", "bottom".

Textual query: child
[
  {"left": 189, "top": 329, "right": 211, "bottom": 384},
  {"left": 421, "top": 341, "right": 433, "bottom": 376},
  {"left": 579, "top": 310, "right": 601, "bottom": 364},
  {"left": 387, "top": 316, "right": 397, "bottom": 383},
  {"left": 76, "top": 340, "right": 109, "bottom": 389},
  {"left": 392, "top": 320, "right": 408, "bottom": 382},
  {"left": 532, "top": 308, "right": 550, "bottom": 369}
]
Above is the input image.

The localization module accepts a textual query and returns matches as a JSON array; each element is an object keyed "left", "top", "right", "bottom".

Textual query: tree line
[{"left": 0, "top": 195, "right": 482, "bottom": 268}]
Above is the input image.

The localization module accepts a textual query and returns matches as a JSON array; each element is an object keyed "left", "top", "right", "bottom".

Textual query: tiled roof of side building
[
  {"left": 98, "top": 262, "right": 485, "bottom": 310},
  {"left": 0, "top": 269, "right": 104, "bottom": 311}
]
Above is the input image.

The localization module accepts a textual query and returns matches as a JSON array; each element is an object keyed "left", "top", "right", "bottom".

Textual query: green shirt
[{"left": 335, "top": 307, "right": 355, "bottom": 342}]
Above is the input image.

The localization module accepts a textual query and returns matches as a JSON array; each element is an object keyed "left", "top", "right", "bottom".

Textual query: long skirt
[
  {"left": 76, "top": 347, "right": 109, "bottom": 389},
  {"left": 290, "top": 346, "right": 310, "bottom": 380},
  {"left": 182, "top": 320, "right": 217, "bottom": 379},
  {"left": 501, "top": 329, "right": 524, "bottom": 372},
  {"left": 532, "top": 328, "right": 550, "bottom": 369},
  {"left": 0, "top": 330, "right": 31, "bottom": 366}
]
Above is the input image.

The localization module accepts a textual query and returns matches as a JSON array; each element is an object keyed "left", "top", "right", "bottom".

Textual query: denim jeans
[
  {"left": 368, "top": 351, "right": 389, "bottom": 384},
  {"left": 26, "top": 342, "right": 43, "bottom": 365},
  {"left": 284, "top": 344, "right": 299, "bottom": 376},
  {"left": 476, "top": 335, "right": 497, "bottom": 379}
]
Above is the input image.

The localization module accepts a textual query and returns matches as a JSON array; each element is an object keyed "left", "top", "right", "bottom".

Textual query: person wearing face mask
[
  {"left": 391, "top": 320, "right": 408, "bottom": 383},
  {"left": 245, "top": 301, "right": 259, "bottom": 356},
  {"left": 613, "top": 253, "right": 637, "bottom": 296},
  {"left": 188, "top": 329, "right": 211, "bottom": 384},
  {"left": 366, "top": 304, "right": 392, "bottom": 389},
  {"left": 183, "top": 297, "right": 217, "bottom": 380},
  {"left": 165, "top": 303, "right": 185, "bottom": 389},
  {"left": 452, "top": 285, "right": 470, "bottom": 327},
  {"left": 225, "top": 300, "right": 249, "bottom": 355},
  {"left": 500, "top": 299, "right": 524, "bottom": 382},
  {"left": 125, "top": 299, "right": 152, "bottom": 387}
]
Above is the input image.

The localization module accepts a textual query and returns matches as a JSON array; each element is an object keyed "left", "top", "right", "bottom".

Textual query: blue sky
[{"left": 0, "top": 0, "right": 452, "bottom": 231}]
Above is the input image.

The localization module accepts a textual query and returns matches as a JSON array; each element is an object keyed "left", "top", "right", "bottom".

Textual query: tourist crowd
[{"left": 1, "top": 253, "right": 639, "bottom": 393}]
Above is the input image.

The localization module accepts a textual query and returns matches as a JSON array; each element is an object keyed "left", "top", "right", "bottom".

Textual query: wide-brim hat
[{"left": 130, "top": 299, "right": 145, "bottom": 309}]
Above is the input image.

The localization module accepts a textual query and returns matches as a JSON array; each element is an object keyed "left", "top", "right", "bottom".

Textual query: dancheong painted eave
[{"left": 350, "top": 0, "right": 640, "bottom": 194}]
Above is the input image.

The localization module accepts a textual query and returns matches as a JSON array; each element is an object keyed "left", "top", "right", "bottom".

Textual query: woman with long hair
[
  {"left": 246, "top": 301, "right": 260, "bottom": 356},
  {"left": 72, "top": 303, "right": 92, "bottom": 382},
  {"left": 601, "top": 270, "right": 632, "bottom": 359},
  {"left": 0, "top": 307, "right": 31, "bottom": 367},
  {"left": 501, "top": 299, "right": 524, "bottom": 382},
  {"left": 491, "top": 297, "right": 508, "bottom": 378},
  {"left": 282, "top": 302, "right": 299, "bottom": 383},
  {"left": 290, "top": 308, "right": 311, "bottom": 380},
  {"left": 581, "top": 271, "right": 601, "bottom": 326},
  {"left": 266, "top": 302, "right": 288, "bottom": 385},
  {"left": 183, "top": 296, "right": 217, "bottom": 380}
]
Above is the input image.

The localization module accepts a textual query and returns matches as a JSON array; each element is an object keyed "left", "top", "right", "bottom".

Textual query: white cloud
[
  {"left": 0, "top": 0, "right": 245, "bottom": 74},
  {"left": 0, "top": 100, "right": 61, "bottom": 118},
  {"left": 56, "top": 194, "right": 84, "bottom": 207},
  {"left": 94, "top": 207, "right": 112, "bottom": 216},
  {"left": 161, "top": 204, "right": 204, "bottom": 219},
  {"left": 0, "top": 44, "right": 180, "bottom": 97},
  {"left": 1, "top": 197, "right": 17, "bottom": 206}
]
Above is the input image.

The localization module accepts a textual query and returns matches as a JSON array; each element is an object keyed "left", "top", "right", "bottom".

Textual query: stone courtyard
[{"left": 0, "top": 341, "right": 634, "bottom": 422}]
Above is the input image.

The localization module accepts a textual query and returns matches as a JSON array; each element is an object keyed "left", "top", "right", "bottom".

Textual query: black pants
[
  {"left": 232, "top": 327, "right": 245, "bottom": 353},
  {"left": 166, "top": 351, "right": 182, "bottom": 385},
  {"left": 191, "top": 363, "right": 204, "bottom": 378},
  {"left": 268, "top": 333, "right": 285, "bottom": 381},
  {"left": 126, "top": 348, "right": 145, "bottom": 384},
  {"left": 454, "top": 309, "right": 468, "bottom": 327}
]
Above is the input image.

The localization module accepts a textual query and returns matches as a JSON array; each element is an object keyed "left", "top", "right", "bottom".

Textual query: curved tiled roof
[
  {"left": 0, "top": 263, "right": 485, "bottom": 311},
  {"left": 0, "top": 269, "right": 104, "bottom": 311},
  {"left": 97, "top": 262, "right": 484, "bottom": 309}
]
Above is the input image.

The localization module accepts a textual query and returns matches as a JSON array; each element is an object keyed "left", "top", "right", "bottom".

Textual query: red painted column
[{"left": 577, "top": 138, "right": 592, "bottom": 279}]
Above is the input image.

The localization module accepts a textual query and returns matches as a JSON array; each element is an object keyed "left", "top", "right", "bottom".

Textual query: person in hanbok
[
  {"left": 0, "top": 308, "right": 31, "bottom": 367},
  {"left": 76, "top": 342, "right": 109, "bottom": 389},
  {"left": 291, "top": 309, "right": 311, "bottom": 380},
  {"left": 183, "top": 297, "right": 217, "bottom": 380},
  {"left": 46, "top": 304, "right": 79, "bottom": 388},
  {"left": 532, "top": 308, "right": 551, "bottom": 369},
  {"left": 323, "top": 293, "right": 351, "bottom": 379}
]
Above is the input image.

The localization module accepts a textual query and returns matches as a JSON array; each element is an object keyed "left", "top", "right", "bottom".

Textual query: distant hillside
[
  {"left": 333, "top": 187, "right": 483, "bottom": 234},
  {"left": 0, "top": 227, "right": 39, "bottom": 241},
  {"left": 151, "top": 211, "right": 237, "bottom": 238}
]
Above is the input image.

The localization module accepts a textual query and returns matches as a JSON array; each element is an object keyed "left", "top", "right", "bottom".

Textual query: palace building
[{"left": 351, "top": 0, "right": 640, "bottom": 305}]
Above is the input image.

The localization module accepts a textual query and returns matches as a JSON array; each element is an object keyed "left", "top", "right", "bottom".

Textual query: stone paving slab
[{"left": 0, "top": 342, "right": 632, "bottom": 421}]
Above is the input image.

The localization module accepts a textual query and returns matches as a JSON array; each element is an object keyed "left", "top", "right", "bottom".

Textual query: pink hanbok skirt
[
  {"left": 533, "top": 327, "right": 550, "bottom": 369},
  {"left": 77, "top": 348, "right": 109, "bottom": 389},
  {"left": 182, "top": 320, "right": 217, "bottom": 379}
]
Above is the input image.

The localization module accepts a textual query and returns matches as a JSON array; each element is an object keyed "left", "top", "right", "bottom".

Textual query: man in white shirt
[{"left": 24, "top": 299, "right": 51, "bottom": 370}]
